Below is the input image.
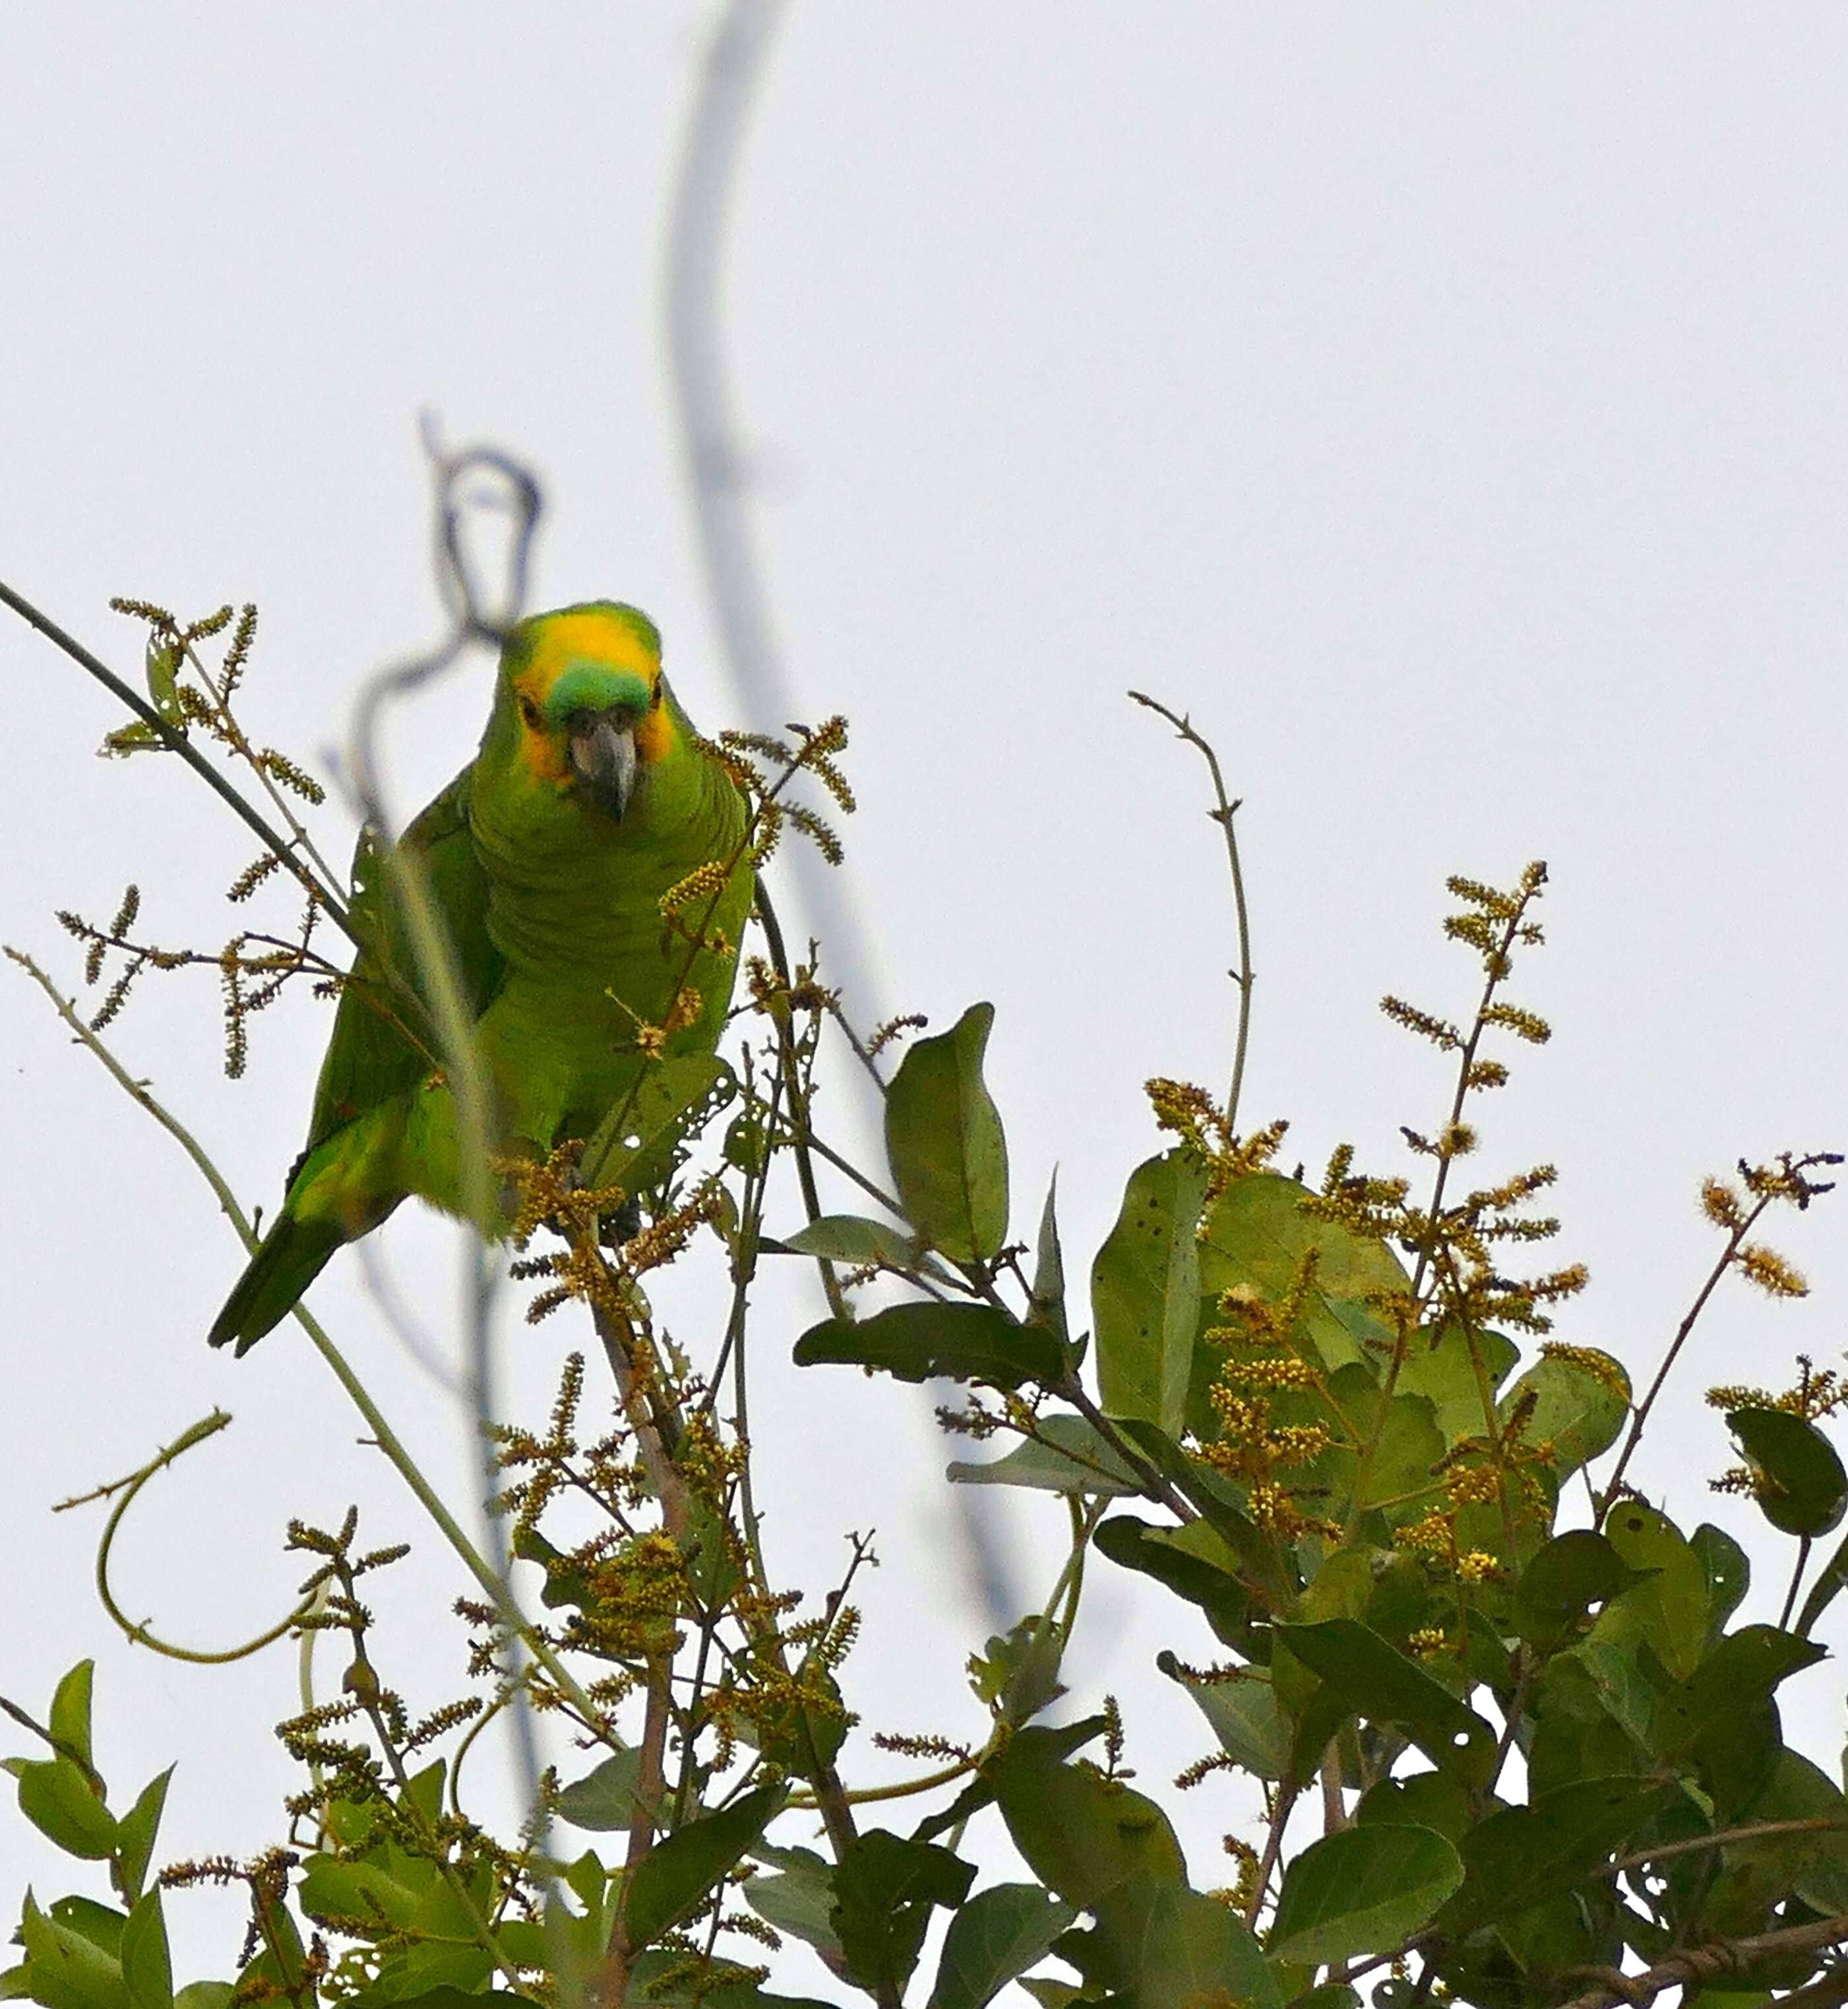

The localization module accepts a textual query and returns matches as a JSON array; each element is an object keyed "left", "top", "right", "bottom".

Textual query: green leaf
[
  {"left": 948, "top": 1415, "right": 1142, "bottom": 1497},
  {"left": 966, "top": 1617, "right": 1068, "bottom": 1727},
  {"left": 1704, "top": 1748, "right": 1848, "bottom": 1929},
  {"left": 1392, "top": 1324, "right": 1521, "bottom": 1447},
  {"left": 111, "top": 1769, "right": 172, "bottom": 1908},
  {"left": 555, "top": 1750, "right": 644, "bottom": 1832},
  {"left": 1438, "top": 1776, "right": 1673, "bottom": 1930},
  {"left": 831, "top": 1831, "right": 973, "bottom": 2001},
  {"left": 17, "top": 1893, "right": 128, "bottom": 2009},
  {"left": 48, "top": 1667, "right": 96, "bottom": 1778},
  {"left": 1092, "top": 1151, "right": 1207, "bottom": 1435},
  {"left": 143, "top": 643, "right": 184, "bottom": 727},
  {"left": 794, "top": 1302, "right": 1062, "bottom": 1389},
  {"left": 1158, "top": 1655, "right": 1289, "bottom": 1780},
  {"left": 1515, "top": 1531, "right": 1649, "bottom": 1650},
  {"left": 171, "top": 1989, "right": 233, "bottom": 2009},
  {"left": 99, "top": 721, "right": 167, "bottom": 758},
  {"left": 1500, "top": 1349, "right": 1630, "bottom": 1477},
  {"left": 580, "top": 1054, "right": 735, "bottom": 1195},
  {"left": 926, "top": 1883, "right": 1075, "bottom": 2009},
  {"left": 1268, "top": 1825, "right": 1462, "bottom": 1967},
  {"left": 1196, "top": 1174, "right": 1413, "bottom": 1399},
  {"left": 1317, "top": 1376, "right": 1445, "bottom": 1528},
  {"left": 1692, "top": 1522, "right": 1751, "bottom": 1642},
  {"left": 1095, "top": 1517, "right": 1251, "bottom": 1652},
  {"left": 1123, "top": 1885, "right": 1279, "bottom": 2009},
  {"left": 1798, "top": 1524, "right": 1848, "bottom": 1638},
  {"left": 1727, "top": 1407, "right": 1848, "bottom": 1538},
  {"left": 1029, "top": 1174, "right": 1070, "bottom": 1354},
  {"left": 911, "top": 1719, "right": 1106, "bottom": 1845},
  {"left": 1355, "top": 1772, "right": 1471, "bottom": 1844},
  {"left": 13, "top": 1758, "right": 119, "bottom": 1861},
  {"left": 622, "top": 1785, "right": 785, "bottom": 1951},
  {"left": 118, "top": 1896, "right": 171, "bottom": 2009},
  {"left": 1276, "top": 1621, "right": 1498, "bottom": 1785},
  {"left": 779, "top": 1214, "right": 935, "bottom": 1273},
  {"left": 986, "top": 1729, "right": 1185, "bottom": 1909},
  {"left": 1654, "top": 1624, "right": 1824, "bottom": 1762},
  {"left": 1597, "top": 1503, "right": 1711, "bottom": 1681},
  {"left": 741, "top": 1844, "right": 844, "bottom": 1968},
  {"left": 884, "top": 1002, "right": 1009, "bottom": 1262}
]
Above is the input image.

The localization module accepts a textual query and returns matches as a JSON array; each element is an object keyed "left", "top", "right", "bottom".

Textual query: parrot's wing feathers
[{"left": 301, "top": 766, "right": 504, "bottom": 1164}]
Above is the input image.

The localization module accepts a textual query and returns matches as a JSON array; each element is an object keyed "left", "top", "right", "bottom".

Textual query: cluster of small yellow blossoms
[
  {"left": 1144, "top": 1076, "right": 1288, "bottom": 1212},
  {"left": 1395, "top": 1506, "right": 1502, "bottom": 1586},
  {"left": 1194, "top": 1256, "right": 1342, "bottom": 1541}
]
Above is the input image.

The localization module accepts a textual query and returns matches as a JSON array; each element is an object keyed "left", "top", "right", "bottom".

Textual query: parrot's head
[{"left": 497, "top": 603, "right": 673, "bottom": 822}]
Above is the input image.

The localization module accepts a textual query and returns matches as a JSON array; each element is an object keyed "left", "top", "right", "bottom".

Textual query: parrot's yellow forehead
[
  {"left": 514, "top": 609, "right": 660, "bottom": 709},
  {"left": 505, "top": 602, "right": 675, "bottom": 787}
]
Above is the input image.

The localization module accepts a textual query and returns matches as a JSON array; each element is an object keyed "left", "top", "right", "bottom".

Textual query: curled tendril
[{"left": 56, "top": 1410, "right": 317, "bottom": 1665}]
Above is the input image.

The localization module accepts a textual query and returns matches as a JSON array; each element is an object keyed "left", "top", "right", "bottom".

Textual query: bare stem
[{"left": 1128, "top": 691, "right": 1253, "bottom": 1130}]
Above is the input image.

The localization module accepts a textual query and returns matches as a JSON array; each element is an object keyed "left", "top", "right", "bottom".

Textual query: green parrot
[{"left": 208, "top": 601, "right": 753, "bottom": 1355}]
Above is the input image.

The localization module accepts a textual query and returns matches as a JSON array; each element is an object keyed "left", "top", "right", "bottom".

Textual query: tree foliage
[{"left": 5, "top": 493, "right": 1847, "bottom": 2009}]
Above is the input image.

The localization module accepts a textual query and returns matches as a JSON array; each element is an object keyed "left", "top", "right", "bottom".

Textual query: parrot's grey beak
[{"left": 569, "top": 711, "right": 638, "bottom": 820}]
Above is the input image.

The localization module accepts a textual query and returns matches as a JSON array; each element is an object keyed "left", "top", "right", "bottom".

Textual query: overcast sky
[{"left": 5, "top": 3, "right": 1848, "bottom": 1991}]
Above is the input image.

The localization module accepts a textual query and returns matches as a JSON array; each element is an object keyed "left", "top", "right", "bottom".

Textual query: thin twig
[
  {"left": 0, "top": 578, "right": 355, "bottom": 943},
  {"left": 1128, "top": 691, "right": 1253, "bottom": 1130}
]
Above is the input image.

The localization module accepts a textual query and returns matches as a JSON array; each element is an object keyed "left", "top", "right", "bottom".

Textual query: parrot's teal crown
[{"left": 542, "top": 660, "right": 652, "bottom": 725}]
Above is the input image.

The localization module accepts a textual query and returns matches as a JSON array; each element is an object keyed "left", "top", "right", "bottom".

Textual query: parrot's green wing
[
  {"left": 208, "top": 768, "right": 504, "bottom": 1352},
  {"left": 297, "top": 766, "right": 504, "bottom": 1172}
]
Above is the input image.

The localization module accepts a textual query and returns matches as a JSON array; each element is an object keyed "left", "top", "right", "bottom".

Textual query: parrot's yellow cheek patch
[{"left": 636, "top": 703, "right": 674, "bottom": 766}]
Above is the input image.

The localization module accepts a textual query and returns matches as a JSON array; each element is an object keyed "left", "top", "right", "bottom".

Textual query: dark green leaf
[
  {"left": 623, "top": 1785, "right": 785, "bottom": 1951},
  {"left": 911, "top": 1719, "right": 1105, "bottom": 1844},
  {"left": 12, "top": 1758, "right": 119, "bottom": 1861},
  {"left": 884, "top": 1003, "right": 1009, "bottom": 1262},
  {"left": 1124, "top": 1886, "right": 1279, "bottom": 2009},
  {"left": 987, "top": 1727, "right": 1184, "bottom": 1907},
  {"left": 1029, "top": 1174, "right": 1070, "bottom": 1354},
  {"left": 621, "top": 1953, "right": 834, "bottom": 2009},
  {"left": 1500, "top": 1349, "right": 1630, "bottom": 1477},
  {"left": 111, "top": 1769, "right": 172, "bottom": 1908},
  {"left": 1692, "top": 1522, "right": 1751, "bottom": 1642},
  {"left": 948, "top": 1415, "right": 1142, "bottom": 1497},
  {"left": 778, "top": 1214, "right": 936, "bottom": 1274},
  {"left": 1597, "top": 1504, "right": 1711, "bottom": 1681},
  {"left": 1798, "top": 1523, "right": 1848, "bottom": 1638},
  {"left": 1515, "top": 1532, "right": 1648, "bottom": 1650},
  {"left": 742, "top": 1843, "right": 844, "bottom": 1967},
  {"left": 1276, "top": 1621, "right": 1498, "bottom": 1785},
  {"left": 1289, "top": 1988, "right": 1360, "bottom": 2009},
  {"left": 1727, "top": 1407, "right": 1848, "bottom": 1539},
  {"left": 1654, "top": 1625, "right": 1824, "bottom": 1762},
  {"left": 1268, "top": 1825, "right": 1462, "bottom": 1967},
  {"left": 118, "top": 1896, "right": 170, "bottom": 2009},
  {"left": 1355, "top": 1772, "right": 1471, "bottom": 1844},
  {"left": 832, "top": 1831, "right": 973, "bottom": 2000},
  {"left": 1438, "top": 1776, "right": 1673, "bottom": 1930},
  {"left": 1092, "top": 1151, "right": 1207, "bottom": 1435},
  {"left": 555, "top": 1750, "right": 644, "bottom": 1832},
  {"left": 1095, "top": 1517, "right": 1252, "bottom": 1652},
  {"left": 1158, "top": 1654, "right": 1290, "bottom": 1781},
  {"left": 795, "top": 1302, "right": 1061, "bottom": 1389},
  {"left": 1104, "top": 1416, "right": 1285, "bottom": 1599},
  {"left": 926, "top": 1884, "right": 1075, "bottom": 2009}
]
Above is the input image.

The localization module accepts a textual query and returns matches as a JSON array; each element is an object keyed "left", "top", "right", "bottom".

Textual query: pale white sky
[{"left": 5, "top": 3, "right": 1848, "bottom": 1992}]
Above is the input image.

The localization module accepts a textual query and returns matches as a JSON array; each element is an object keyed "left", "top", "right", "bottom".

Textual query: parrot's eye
[
  {"left": 650, "top": 683, "right": 663, "bottom": 710},
  {"left": 518, "top": 695, "right": 541, "bottom": 729}
]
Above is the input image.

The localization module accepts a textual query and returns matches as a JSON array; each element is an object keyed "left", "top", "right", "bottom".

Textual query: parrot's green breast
[{"left": 206, "top": 602, "right": 753, "bottom": 1354}]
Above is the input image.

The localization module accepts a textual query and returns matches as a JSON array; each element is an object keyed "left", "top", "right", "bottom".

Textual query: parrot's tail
[{"left": 207, "top": 1212, "right": 346, "bottom": 1355}]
